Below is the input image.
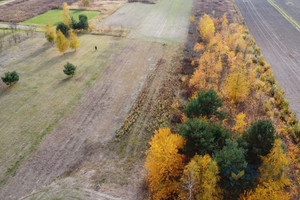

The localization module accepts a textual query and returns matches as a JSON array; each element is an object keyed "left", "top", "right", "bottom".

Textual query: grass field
[
  {"left": 100, "top": 0, "right": 194, "bottom": 43},
  {"left": 0, "top": 33, "right": 124, "bottom": 184},
  {"left": 21, "top": 9, "right": 100, "bottom": 26}
]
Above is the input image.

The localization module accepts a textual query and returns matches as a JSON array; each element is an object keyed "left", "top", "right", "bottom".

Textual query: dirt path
[
  {"left": 235, "top": 0, "right": 300, "bottom": 117},
  {"left": 0, "top": 23, "right": 37, "bottom": 29}
]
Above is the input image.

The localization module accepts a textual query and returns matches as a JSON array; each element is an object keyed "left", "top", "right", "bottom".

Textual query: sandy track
[
  {"left": 0, "top": 39, "right": 163, "bottom": 199},
  {"left": 235, "top": 0, "right": 300, "bottom": 117}
]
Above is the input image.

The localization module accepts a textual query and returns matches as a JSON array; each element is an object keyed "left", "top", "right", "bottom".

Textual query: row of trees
[
  {"left": 45, "top": 2, "right": 90, "bottom": 53},
  {"left": 145, "top": 89, "right": 290, "bottom": 199},
  {"left": 144, "top": 14, "right": 293, "bottom": 199}
]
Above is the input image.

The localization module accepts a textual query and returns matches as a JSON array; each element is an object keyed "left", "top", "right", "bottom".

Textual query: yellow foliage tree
[
  {"left": 240, "top": 139, "right": 291, "bottom": 200},
  {"left": 45, "top": 23, "right": 56, "bottom": 43},
  {"left": 239, "top": 181, "right": 290, "bottom": 200},
  {"left": 61, "top": 2, "right": 72, "bottom": 27},
  {"left": 145, "top": 128, "right": 186, "bottom": 200},
  {"left": 56, "top": 30, "right": 69, "bottom": 53},
  {"left": 189, "top": 51, "right": 222, "bottom": 91},
  {"left": 81, "top": 0, "right": 90, "bottom": 7},
  {"left": 259, "top": 138, "right": 290, "bottom": 187},
  {"left": 179, "top": 154, "right": 222, "bottom": 200},
  {"left": 224, "top": 69, "right": 250, "bottom": 104},
  {"left": 69, "top": 30, "right": 80, "bottom": 51},
  {"left": 198, "top": 14, "right": 215, "bottom": 43},
  {"left": 233, "top": 112, "right": 246, "bottom": 135}
]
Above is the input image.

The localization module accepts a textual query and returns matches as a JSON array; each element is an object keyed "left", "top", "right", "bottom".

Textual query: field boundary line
[{"left": 267, "top": 0, "right": 300, "bottom": 32}]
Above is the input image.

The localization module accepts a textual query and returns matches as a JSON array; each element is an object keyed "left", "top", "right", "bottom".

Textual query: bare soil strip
[{"left": 235, "top": 0, "right": 300, "bottom": 117}]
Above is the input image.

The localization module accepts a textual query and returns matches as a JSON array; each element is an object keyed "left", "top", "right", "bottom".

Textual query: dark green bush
[
  {"left": 183, "top": 88, "right": 223, "bottom": 118},
  {"left": 63, "top": 62, "right": 76, "bottom": 76},
  {"left": 1, "top": 71, "right": 19, "bottom": 86}
]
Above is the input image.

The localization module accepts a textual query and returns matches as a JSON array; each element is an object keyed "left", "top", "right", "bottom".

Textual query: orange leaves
[{"left": 145, "top": 128, "right": 186, "bottom": 199}]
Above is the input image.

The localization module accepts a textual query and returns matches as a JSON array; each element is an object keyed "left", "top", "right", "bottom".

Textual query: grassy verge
[
  {"left": 0, "top": 34, "right": 124, "bottom": 185},
  {"left": 20, "top": 9, "right": 100, "bottom": 26}
]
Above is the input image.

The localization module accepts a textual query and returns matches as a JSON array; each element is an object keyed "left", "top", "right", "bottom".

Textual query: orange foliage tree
[{"left": 145, "top": 128, "right": 186, "bottom": 199}]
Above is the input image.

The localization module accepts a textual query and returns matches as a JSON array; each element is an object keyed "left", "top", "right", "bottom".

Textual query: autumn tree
[
  {"left": 69, "top": 30, "right": 80, "bottom": 51},
  {"left": 224, "top": 68, "right": 250, "bottom": 104},
  {"left": 61, "top": 2, "right": 72, "bottom": 27},
  {"left": 240, "top": 139, "right": 290, "bottom": 200},
  {"left": 179, "top": 118, "right": 230, "bottom": 157},
  {"left": 183, "top": 88, "right": 223, "bottom": 119},
  {"left": 198, "top": 14, "right": 215, "bottom": 43},
  {"left": 81, "top": 0, "right": 90, "bottom": 7},
  {"left": 233, "top": 112, "right": 247, "bottom": 136},
  {"left": 45, "top": 23, "right": 56, "bottom": 43},
  {"left": 179, "top": 154, "right": 222, "bottom": 200},
  {"left": 56, "top": 30, "right": 69, "bottom": 53},
  {"left": 145, "top": 128, "right": 186, "bottom": 199},
  {"left": 259, "top": 138, "right": 290, "bottom": 187}
]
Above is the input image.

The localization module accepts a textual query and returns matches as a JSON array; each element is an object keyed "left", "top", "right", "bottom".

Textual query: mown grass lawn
[{"left": 21, "top": 9, "right": 100, "bottom": 26}]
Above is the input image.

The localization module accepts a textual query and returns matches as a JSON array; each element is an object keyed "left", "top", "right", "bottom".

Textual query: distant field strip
[
  {"left": 100, "top": 0, "right": 194, "bottom": 43},
  {"left": 267, "top": 0, "right": 300, "bottom": 32},
  {"left": 21, "top": 9, "right": 99, "bottom": 26}
]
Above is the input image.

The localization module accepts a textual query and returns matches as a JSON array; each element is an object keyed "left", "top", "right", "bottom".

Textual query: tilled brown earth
[
  {"left": 0, "top": 39, "right": 165, "bottom": 199},
  {"left": 235, "top": 0, "right": 300, "bottom": 117},
  {"left": 0, "top": 0, "right": 78, "bottom": 22}
]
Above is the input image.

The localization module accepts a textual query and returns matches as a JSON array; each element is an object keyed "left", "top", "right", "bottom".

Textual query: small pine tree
[
  {"left": 242, "top": 120, "right": 276, "bottom": 165},
  {"left": 63, "top": 62, "right": 76, "bottom": 76},
  {"left": 183, "top": 88, "right": 223, "bottom": 118},
  {"left": 45, "top": 23, "right": 56, "bottom": 43},
  {"left": 56, "top": 30, "right": 69, "bottom": 53},
  {"left": 1, "top": 71, "right": 19, "bottom": 86},
  {"left": 69, "top": 30, "right": 80, "bottom": 51},
  {"left": 56, "top": 22, "right": 70, "bottom": 38}
]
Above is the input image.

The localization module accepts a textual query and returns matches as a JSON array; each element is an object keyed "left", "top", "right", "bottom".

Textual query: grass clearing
[
  {"left": 21, "top": 9, "right": 100, "bottom": 26},
  {"left": 0, "top": 33, "right": 124, "bottom": 183}
]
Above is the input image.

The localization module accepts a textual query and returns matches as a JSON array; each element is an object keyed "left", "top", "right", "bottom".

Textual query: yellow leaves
[
  {"left": 45, "top": 23, "right": 56, "bottom": 43},
  {"left": 190, "top": 15, "right": 195, "bottom": 22},
  {"left": 194, "top": 43, "right": 204, "bottom": 52},
  {"left": 259, "top": 138, "right": 290, "bottom": 187},
  {"left": 224, "top": 69, "right": 250, "bottom": 104},
  {"left": 56, "top": 30, "right": 69, "bottom": 53},
  {"left": 69, "top": 30, "right": 80, "bottom": 51},
  {"left": 198, "top": 14, "right": 215, "bottom": 43},
  {"left": 233, "top": 112, "right": 247, "bottom": 135},
  {"left": 145, "top": 128, "right": 186, "bottom": 199},
  {"left": 239, "top": 181, "right": 290, "bottom": 200},
  {"left": 179, "top": 154, "right": 222, "bottom": 200},
  {"left": 61, "top": 2, "right": 72, "bottom": 27}
]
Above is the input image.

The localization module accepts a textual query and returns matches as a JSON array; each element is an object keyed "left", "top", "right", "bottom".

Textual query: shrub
[
  {"left": 183, "top": 88, "right": 223, "bottom": 118},
  {"left": 72, "top": 15, "right": 89, "bottom": 30},
  {"left": 1, "top": 71, "right": 19, "bottom": 86},
  {"left": 242, "top": 120, "right": 276, "bottom": 165},
  {"left": 179, "top": 118, "right": 230, "bottom": 157},
  {"left": 56, "top": 22, "right": 70, "bottom": 37},
  {"left": 63, "top": 62, "right": 76, "bottom": 76}
]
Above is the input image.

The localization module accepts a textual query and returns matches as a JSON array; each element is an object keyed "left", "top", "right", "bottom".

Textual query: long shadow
[{"left": 33, "top": 51, "right": 76, "bottom": 73}]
